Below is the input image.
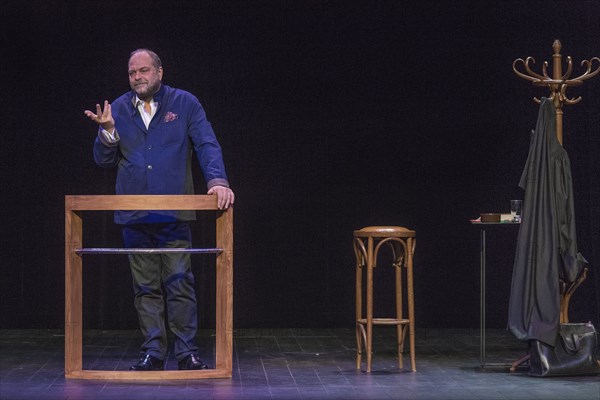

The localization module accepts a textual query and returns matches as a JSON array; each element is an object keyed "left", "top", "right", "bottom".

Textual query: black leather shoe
[
  {"left": 178, "top": 354, "right": 208, "bottom": 370},
  {"left": 130, "top": 354, "right": 164, "bottom": 371}
]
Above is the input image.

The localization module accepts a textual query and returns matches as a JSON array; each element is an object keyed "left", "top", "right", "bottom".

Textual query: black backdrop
[{"left": 1, "top": 0, "right": 598, "bottom": 332}]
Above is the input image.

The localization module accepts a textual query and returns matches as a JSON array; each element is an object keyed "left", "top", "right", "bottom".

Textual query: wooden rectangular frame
[{"left": 65, "top": 195, "right": 233, "bottom": 380}]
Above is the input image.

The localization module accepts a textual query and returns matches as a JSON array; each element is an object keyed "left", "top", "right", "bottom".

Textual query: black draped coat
[{"left": 507, "top": 98, "right": 587, "bottom": 347}]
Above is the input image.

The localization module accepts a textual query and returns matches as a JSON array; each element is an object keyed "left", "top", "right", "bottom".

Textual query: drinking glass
[{"left": 511, "top": 200, "right": 522, "bottom": 222}]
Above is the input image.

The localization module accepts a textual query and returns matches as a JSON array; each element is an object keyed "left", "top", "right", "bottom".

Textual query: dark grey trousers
[{"left": 122, "top": 222, "right": 199, "bottom": 361}]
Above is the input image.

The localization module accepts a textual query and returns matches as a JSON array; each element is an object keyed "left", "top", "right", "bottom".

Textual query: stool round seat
[
  {"left": 353, "top": 225, "right": 417, "bottom": 373},
  {"left": 354, "top": 226, "right": 415, "bottom": 238}
]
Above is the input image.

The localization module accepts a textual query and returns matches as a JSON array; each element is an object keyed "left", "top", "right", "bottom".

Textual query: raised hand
[{"left": 84, "top": 100, "right": 115, "bottom": 132}]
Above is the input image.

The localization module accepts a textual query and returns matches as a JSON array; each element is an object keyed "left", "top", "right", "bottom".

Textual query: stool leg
[
  {"left": 407, "top": 237, "right": 416, "bottom": 372},
  {"left": 395, "top": 257, "right": 404, "bottom": 370},
  {"left": 355, "top": 243, "right": 363, "bottom": 370},
  {"left": 366, "top": 237, "right": 374, "bottom": 373}
]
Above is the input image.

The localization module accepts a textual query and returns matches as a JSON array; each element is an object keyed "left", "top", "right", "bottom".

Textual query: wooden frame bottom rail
[{"left": 66, "top": 369, "right": 231, "bottom": 380}]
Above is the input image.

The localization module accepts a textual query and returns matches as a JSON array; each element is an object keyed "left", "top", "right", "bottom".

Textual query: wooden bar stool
[{"left": 353, "top": 226, "right": 416, "bottom": 372}]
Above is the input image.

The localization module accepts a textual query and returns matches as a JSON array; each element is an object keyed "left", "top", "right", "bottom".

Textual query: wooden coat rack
[
  {"left": 509, "top": 40, "right": 598, "bottom": 372},
  {"left": 512, "top": 40, "right": 599, "bottom": 323}
]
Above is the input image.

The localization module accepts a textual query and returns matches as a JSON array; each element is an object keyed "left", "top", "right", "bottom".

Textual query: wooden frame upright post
[{"left": 64, "top": 195, "right": 233, "bottom": 380}]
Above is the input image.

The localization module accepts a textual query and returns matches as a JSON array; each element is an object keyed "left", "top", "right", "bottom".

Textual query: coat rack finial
[{"left": 513, "top": 40, "right": 599, "bottom": 145}]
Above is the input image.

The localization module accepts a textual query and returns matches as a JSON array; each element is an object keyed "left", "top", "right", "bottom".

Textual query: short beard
[{"left": 133, "top": 80, "right": 161, "bottom": 101}]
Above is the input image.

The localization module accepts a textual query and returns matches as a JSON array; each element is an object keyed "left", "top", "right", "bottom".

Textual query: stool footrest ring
[{"left": 357, "top": 318, "right": 410, "bottom": 326}]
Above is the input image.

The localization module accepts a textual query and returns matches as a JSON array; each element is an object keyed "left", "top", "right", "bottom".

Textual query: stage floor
[{"left": 1, "top": 328, "right": 598, "bottom": 399}]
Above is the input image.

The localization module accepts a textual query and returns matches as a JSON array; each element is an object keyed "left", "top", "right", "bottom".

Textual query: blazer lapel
[{"left": 129, "top": 95, "right": 149, "bottom": 133}]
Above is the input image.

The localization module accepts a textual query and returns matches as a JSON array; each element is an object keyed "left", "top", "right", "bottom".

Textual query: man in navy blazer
[{"left": 85, "top": 48, "right": 234, "bottom": 371}]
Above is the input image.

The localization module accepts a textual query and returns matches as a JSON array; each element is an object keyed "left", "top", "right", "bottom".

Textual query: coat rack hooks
[{"left": 513, "top": 39, "right": 599, "bottom": 145}]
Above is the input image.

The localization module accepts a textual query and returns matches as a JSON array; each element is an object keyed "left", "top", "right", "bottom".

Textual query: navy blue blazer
[{"left": 93, "top": 84, "right": 229, "bottom": 224}]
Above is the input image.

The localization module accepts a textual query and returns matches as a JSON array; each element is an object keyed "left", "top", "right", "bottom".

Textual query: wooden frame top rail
[{"left": 65, "top": 195, "right": 220, "bottom": 211}]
